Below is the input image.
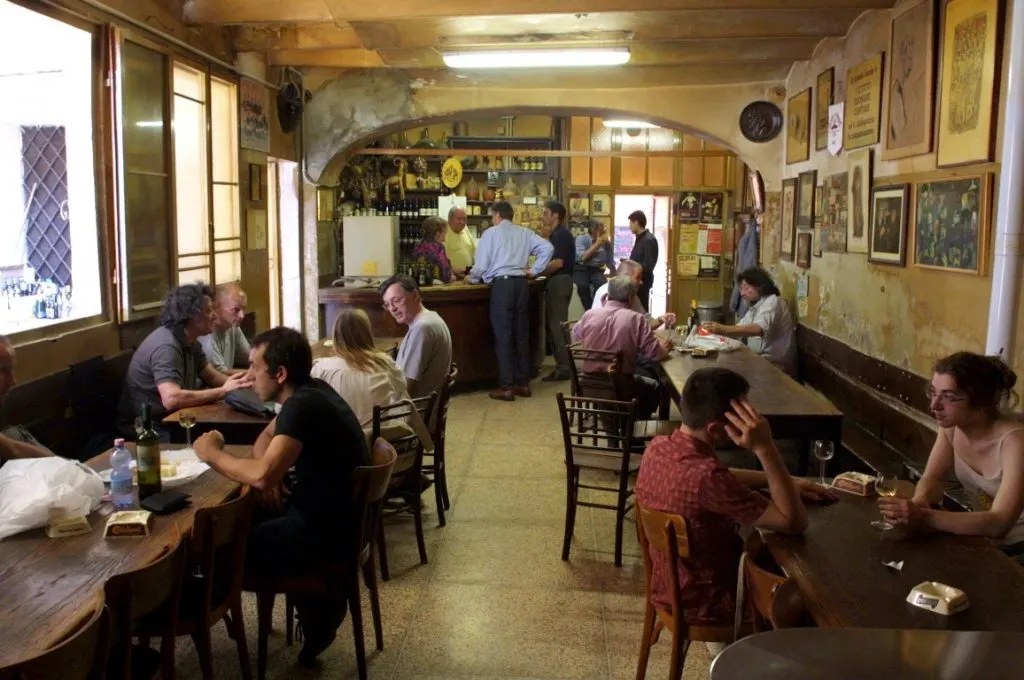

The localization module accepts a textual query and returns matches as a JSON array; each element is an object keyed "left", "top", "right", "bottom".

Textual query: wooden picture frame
[
  {"left": 822, "top": 172, "right": 849, "bottom": 253},
  {"left": 869, "top": 184, "right": 911, "bottom": 265},
  {"left": 843, "top": 52, "right": 885, "bottom": 151},
  {"left": 913, "top": 174, "right": 991, "bottom": 274},
  {"left": 882, "top": 0, "right": 936, "bottom": 161},
  {"left": 846, "top": 148, "right": 872, "bottom": 253},
  {"left": 786, "top": 88, "right": 811, "bottom": 164},
  {"left": 815, "top": 68, "right": 834, "bottom": 151},
  {"left": 796, "top": 170, "right": 817, "bottom": 229},
  {"left": 936, "top": 0, "right": 1002, "bottom": 167},
  {"left": 591, "top": 193, "right": 611, "bottom": 216},
  {"left": 796, "top": 232, "right": 812, "bottom": 268},
  {"left": 249, "top": 163, "right": 262, "bottom": 202},
  {"left": 780, "top": 178, "right": 798, "bottom": 261}
]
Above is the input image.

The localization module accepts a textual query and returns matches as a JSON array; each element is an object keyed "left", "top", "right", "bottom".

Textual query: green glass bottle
[{"left": 136, "top": 403, "right": 162, "bottom": 500}]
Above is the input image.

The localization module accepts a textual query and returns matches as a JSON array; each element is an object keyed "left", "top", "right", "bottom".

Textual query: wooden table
[
  {"left": 0, "top": 444, "right": 245, "bottom": 667},
  {"left": 764, "top": 492, "right": 1024, "bottom": 631},
  {"left": 710, "top": 628, "right": 1023, "bottom": 679},
  {"left": 661, "top": 348, "right": 843, "bottom": 472},
  {"left": 163, "top": 401, "right": 270, "bottom": 445}
]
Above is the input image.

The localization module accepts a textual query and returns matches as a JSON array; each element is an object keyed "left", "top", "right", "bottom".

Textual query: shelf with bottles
[
  {"left": 2, "top": 276, "right": 74, "bottom": 323},
  {"left": 462, "top": 168, "right": 550, "bottom": 175}
]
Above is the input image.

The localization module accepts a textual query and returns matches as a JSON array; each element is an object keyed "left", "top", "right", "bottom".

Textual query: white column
[{"left": 986, "top": 3, "right": 1024, "bottom": 360}]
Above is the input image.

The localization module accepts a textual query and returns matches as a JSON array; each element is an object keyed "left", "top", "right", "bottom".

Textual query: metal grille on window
[{"left": 21, "top": 126, "right": 71, "bottom": 287}]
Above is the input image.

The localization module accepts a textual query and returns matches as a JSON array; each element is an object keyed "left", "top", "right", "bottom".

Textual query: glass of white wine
[
  {"left": 872, "top": 472, "right": 898, "bottom": 531},
  {"left": 813, "top": 440, "right": 835, "bottom": 488},
  {"left": 179, "top": 410, "right": 197, "bottom": 451}
]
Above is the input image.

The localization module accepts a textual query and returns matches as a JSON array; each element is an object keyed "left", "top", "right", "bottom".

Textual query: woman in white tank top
[{"left": 878, "top": 352, "right": 1024, "bottom": 561}]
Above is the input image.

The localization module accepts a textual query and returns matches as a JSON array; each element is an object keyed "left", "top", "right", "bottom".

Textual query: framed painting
[
  {"left": 781, "top": 178, "right": 798, "bottom": 261},
  {"left": 591, "top": 193, "right": 611, "bottom": 216},
  {"left": 796, "top": 232, "right": 812, "bottom": 268},
  {"left": 815, "top": 184, "right": 826, "bottom": 224},
  {"left": 846, "top": 148, "right": 872, "bottom": 253},
  {"left": 913, "top": 174, "right": 991, "bottom": 274},
  {"left": 813, "top": 223, "right": 824, "bottom": 257},
  {"left": 869, "top": 184, "right": 911, "bottom": 265},
  {"left": 822, "top": 172, "right": 849, "bottom": 253},
  {"left": 678, "top": 191, "right": 700, "bottom": 220},
  {"left": 815, "top": 68, "right": 834, "bottom": 151},
  {"left": 936, "top": 0, "right": 1001, "bottom": 167},
  {"left": 883, "top": 0, "right": 936, "bottom": 161},
  {"left": 797, "top": 170, "right": 817, "bottom": 228},
  {"left": 701, "top": 192, "right": 724, "bottom": 222},
  {"left": 786, "top": 88, "right": 811, "bottom": 164},
  {"left": 844, "top": 52, "right": 885, "bottom": 150}
]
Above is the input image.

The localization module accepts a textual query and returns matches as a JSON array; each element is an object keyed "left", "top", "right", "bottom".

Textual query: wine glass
[
  {"left": 179, "top": 410, "right": 197, "bottom": 451},
  {"left": 813, "top": 440, "right": 835, "bottom": 488},
  {"left": 872, "top": 473, "right": 898, "bottom": 531}
]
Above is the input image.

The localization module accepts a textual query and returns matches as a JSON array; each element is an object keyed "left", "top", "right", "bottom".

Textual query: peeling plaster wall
[{"left": 774, "top": 0, "right": 1021, "bottom": 379}]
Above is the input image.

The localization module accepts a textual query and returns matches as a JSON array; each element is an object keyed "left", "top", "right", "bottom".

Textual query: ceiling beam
[
  {"left": 231, "top": 23, "right": 362, "bottom": 51},
  {"left": 399, "top": 63, "right": 793, "bottom": 87}
]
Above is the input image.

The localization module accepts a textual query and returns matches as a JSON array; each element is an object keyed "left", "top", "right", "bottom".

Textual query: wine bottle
[{"left": 136, "top": 402, "right": 162, "bottom": 499}]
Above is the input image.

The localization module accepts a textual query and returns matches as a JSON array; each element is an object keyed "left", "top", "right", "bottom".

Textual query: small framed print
[
  {"left": 249, "top": 163, "right": 262, "bottom": 202},
  {"left": 796, "top": 231, "right": 812, "bottom": 268},
  {"left": 869, "top": 184, "right": 910, "bottom": 266},
  {"left": 591, "top": 193, "right": 611, "bottom": 216},
  {"left": 796, "top": 170, "right": 817, "bottom": 228}
]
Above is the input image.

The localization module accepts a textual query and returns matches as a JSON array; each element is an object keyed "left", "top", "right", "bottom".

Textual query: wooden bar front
[{"left": 318, "top": 280, "right": 547, "bottom": 384}]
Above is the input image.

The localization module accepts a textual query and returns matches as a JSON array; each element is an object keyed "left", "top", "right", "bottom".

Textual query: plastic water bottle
[{"left": 110, "top": 438, "right": 135, "bottom": 510}]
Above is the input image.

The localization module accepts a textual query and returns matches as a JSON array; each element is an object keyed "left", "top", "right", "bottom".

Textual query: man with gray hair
[
  {"left": 592, "top": 259, "right": 676, "bottom": 331},
  {"left": 443, "top": 206, "right": 476, "bottom": 278},
  {"left": 572, "top": 276, "right": 672, "bottom": 416},
  {"left": 0, "top": 334, "right": 56, "bottom": 464}
]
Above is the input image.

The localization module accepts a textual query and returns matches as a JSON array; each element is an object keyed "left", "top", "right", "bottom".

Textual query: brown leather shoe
[
  {"left": 513, "top": 385, "right": 532, "bottom": 398},
  {"left": 489, "top": 388, "right": 515, "bottom": 401}
]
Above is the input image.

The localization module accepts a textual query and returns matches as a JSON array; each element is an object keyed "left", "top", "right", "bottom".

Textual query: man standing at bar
[
  {"left": 467, "top": 201, "right": 553, "bottom": 401},
  {"left": 628, "top": 210, "right": 659, "bottom": 312},
  {"left": 444, "top": 206, "right": 476, "bottom": 279},
  {"left": 540, "top": 200, "right": 574, "bottom": 382}
]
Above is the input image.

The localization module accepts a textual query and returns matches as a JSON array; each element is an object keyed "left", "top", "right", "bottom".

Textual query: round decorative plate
[
  {"left": 441, "top": 157, "right": 463, "bottom": 189},
  {"left": 739, "top": 101, "right": 784, "bottom": 143}
]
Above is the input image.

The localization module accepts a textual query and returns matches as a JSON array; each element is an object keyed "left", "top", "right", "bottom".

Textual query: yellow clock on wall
[{"left": 441, "top": 158, "right": 463, "bottom": 189}]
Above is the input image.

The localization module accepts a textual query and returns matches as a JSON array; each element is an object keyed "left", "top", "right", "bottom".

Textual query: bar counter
[{"left": 318, "top": 279, "right": 547, "bottom": 384}]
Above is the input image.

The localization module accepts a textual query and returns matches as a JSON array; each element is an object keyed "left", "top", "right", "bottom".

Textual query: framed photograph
[
  {"left": 822, "top": 172, "right": 849, "bottom": 253},
  {"left": 813, "top": 223, "right": 824, "bottom": 257},
  {"left": 883, "top": 0, "right": 936, "bottom": 161},
  {"left": 843, "top": 52, "right": 885, "bottom": 150},
  {"left": 701, "top": 192, "right": 724, "bottom": 222},
  {"left": 796, "top": 232, "right": 812, "bottom": 268},
  {"left": 786, "top": 87, "right": 811, "bottom": 164},
  {"left": 679, "top": 191, "right": 700, "bottom": 220},
  {"left": 914, "top": 174, "right": 991, "bottom": 274},
  {"left": 846, "top": 148, "right": 872, "bottom": 253},
  {"left": 796, "top": 170, "right": 817, "bottom": 228},
  {"left": 869, "top": 184, "right": 911, "bottom": 265},
  {"left": 591, "top": 193, "right": 611, "bottom": 216},
  {"left": 780, "top": 178, "right": 798, "bottom": 261},
  {"left": 815, "top": 68, "right": 834, "bottom": 151},
  {"left": 249, "top": 163, "right": 262, "bottom": 202},
  {"left": 815, "top": 184, "right": 825, "bottom": 224},
  {"left": 936, "top": 0, "right": 1002, "bottom": 167},
  {"left": 569, "top": 193, "right": 590, "bottom": 221}
]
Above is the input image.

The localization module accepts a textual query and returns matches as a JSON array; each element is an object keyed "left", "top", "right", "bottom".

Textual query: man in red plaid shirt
[{"left": 636, "top": 367, "right": 834, "bottom": 654}]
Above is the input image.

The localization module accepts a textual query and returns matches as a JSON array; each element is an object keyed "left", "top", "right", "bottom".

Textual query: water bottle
[{"left": 110, "top": 438, "right": 135, "bottom": 510}]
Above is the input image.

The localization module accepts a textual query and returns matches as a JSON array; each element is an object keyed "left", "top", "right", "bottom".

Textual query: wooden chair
[
  {"left": 136, "top": 489, "right": 254, "bottom": 680},
  {"left": 0, "top": 592, "right": 110, "bottom": 680},
  {"left": 635, "top": 503, "right": 738, "bottom": 680},
  {"left": 255, "top": 439, "right": 398, "bottom": 680},
  {"left": 741, "top": 534, "right": 807, "bottom": 633},
  {"left": 422, "top": 364, "right": 457, "bottom": 526},
  {"left": 374, "top": 394, "right": 437, "bottom": 581},
  {"left": 561, "top": 320, "right": 577, "bottom": 350},
  {"left": 556, "top": 393, "right": 641, "bottom": 566},
  {"left": 103, "top": 526, "right": 187, "bottom": 680}
]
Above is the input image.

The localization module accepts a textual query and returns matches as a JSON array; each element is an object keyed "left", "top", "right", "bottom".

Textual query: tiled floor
[{"left": 171, "top": 366, "right": 713, "bottom": 679}]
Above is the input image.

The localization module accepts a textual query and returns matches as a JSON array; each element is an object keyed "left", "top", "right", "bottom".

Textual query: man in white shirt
[
  {"left": 592, "top": 259, "right": 676, "bottom": 331},
  {"left": 379, "top": 274, "right": 453, "bottom": 398},
  {"left": 444, "top": 207, "right": 476, "bottom": 278},
  {"left": 199, "top": 283, "right": 251, "bottom": 375}
]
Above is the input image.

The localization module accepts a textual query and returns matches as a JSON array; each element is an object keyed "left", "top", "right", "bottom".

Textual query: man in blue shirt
[
  {"left": 540, "top": 200, "right": 575, "bottom": 382},
  {"left": 467, "top": 201, "right": 554, "bottom": 401},
  {"left": 573, "top": 219, "right": 613, "bottom": 309}
]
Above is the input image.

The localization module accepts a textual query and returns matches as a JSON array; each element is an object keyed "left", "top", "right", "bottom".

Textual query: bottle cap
[{"left": 114, "top": 438, "right": 125, "bottom": 447}]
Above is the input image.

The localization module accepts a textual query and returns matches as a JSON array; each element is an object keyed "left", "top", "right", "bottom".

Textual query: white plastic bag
[
  {"left": 683, "top": 326, "right": 746, "bottom": 352},
  {"left": 0, "top": 458, "right": 105, "bottom": 541}
]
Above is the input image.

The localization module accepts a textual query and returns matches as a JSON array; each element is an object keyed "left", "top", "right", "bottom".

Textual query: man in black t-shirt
[
  {"left": 195, "top": 326, "right": 369, "bottom": 665},
  {"left": 628, "top": 210, "right": 659, "bottom": 312}
]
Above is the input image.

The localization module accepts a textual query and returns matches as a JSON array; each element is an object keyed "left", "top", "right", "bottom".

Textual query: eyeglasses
[
  {"left": 925, "top": 386, "right": 966, "bottom": 404},
  {"left": 382, "top": 296, "right": 406, "bottom": 312}
]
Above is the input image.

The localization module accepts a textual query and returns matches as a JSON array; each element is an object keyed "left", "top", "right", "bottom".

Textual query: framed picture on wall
[
  {"left": 796, "top": 232, "right": 812, "bottom": 268},
  {"left": 882, "top": 0, "right": 935, "bottom": 161},
  {"left": 847, "top": 148, "right": 872, "bottom": 253},
  {"left": 796, "top": 170, "right": 817, "bottom": 228},
  {"left": 815, "top": 68, "right": 834, "bottom": 151},
  {"left": 780, "top": 178, "right": 798, "bottom": 261},
  {"left": 868, "top": 184, "right": 910, "bottom": 266},
  {"left": 843, "top": 52, "right": 884, "bottom": 150},
  {"left": 913, "top": 174, "right": 992, "bottom": 274},
  {"left": 786, "top": 87, "right": 811, "bottom": 164},
  {"left": 936, "top": 0, "right": 1002, "bottom": 167},
  {"left": 591, "top": 193, "right": 611, "bottom": 216},
  {"left": 249, "top": 164, "right": 262, "bottom": 202}
]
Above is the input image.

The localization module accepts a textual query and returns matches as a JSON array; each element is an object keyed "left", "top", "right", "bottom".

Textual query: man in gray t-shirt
[
  {"left": 380, "top": 275, "right": 453, "bottom": 399},
  {"left": 199, "top": 283, "right": 251, "bottom": 374}
]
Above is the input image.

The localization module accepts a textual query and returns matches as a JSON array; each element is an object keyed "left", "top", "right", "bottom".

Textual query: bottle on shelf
[
  {"left": 136, "top": 403, "right": 162, "bottom": 500},
  {"left": 110, "top": 437, "right": 135, "bottom": 510},
  {"left": 687, "top": 299, "right": 700, "bottom": 336}
]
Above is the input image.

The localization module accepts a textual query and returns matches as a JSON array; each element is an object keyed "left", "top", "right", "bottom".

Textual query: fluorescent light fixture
[
  {"left": 442, "top": 48, "right": 630, "bottom": 69},
  {"left": 135, "top": 121, "right": 163, "bottom": 128},
  {"left": 602, "top": 120, "right": 658, "bottom": 129}
]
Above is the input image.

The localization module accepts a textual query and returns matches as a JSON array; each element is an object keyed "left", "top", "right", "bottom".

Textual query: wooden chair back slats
[
  {"left": 556, "top": 394, "right": 637, "bottom": 472},
  {"left": 189, "top": 487, "right": 254, "bottom": 622},
  {"left": 636, "top": 504, "right": 691, "bottom": 630},
  {"left": 372, "top": 394, "right": 436, "bottom": 477},
  {"left": 568, "top": 347, "right": 623, "bottom": 400},
  {"left": 0, "top": 593, "right": 110, "bottom": 680},
  {"left": 742, "top": 533, "right": 807, "bottom": 632},
  {"left": 356, "top": 440, "right": 399, "bottom": 555}
]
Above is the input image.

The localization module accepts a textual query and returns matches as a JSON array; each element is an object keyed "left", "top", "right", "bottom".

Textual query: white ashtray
[{"left": 906, "top": 581, "right": 969, "bottom": 615}]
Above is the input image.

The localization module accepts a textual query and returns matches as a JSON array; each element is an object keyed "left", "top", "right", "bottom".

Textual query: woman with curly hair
[{"left": 412, "top": 216, "right": 454, "bottom": 283}]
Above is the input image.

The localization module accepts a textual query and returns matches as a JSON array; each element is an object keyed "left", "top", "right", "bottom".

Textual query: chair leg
[
  {"left": 377, "top": 516, "right": 391, "bottom": 582},
  {"left": 614, "top": 480, "right": 631, "bottom": 568},
  {"left": 256, "top": 591, "right": 275, "bottom": 680},
  {"left": 191, "top": 624, "right": 215, "bottom": 680},
  {"left": 440, "top": 462, "right": 451, "bottom": 510},
  {"left": 363, "top": 554, "right": 385, "bottom": 651},
  {"left": 412, "top": 496, "right": 429, "bottom": 565},
  {"left": 285, "top": 594, "right": 294, "bottom": 647},
  {"left": 668, "top": 636, "right": 691, "bottom": 680},
  {"left": 229, "top": 596, "right": 253, "bottom": 680},
  {"left": 634, "top": 603, "right": 656, "bottom": 680},
  {"left": 346, "top": 570, "right": 368, "bottom": 680},
  {"left": 159, "top": 634, "right": 177, "bottom": 680},
  {"left": 434, "top": 462, "right": 447, "bottom": 527},
  {"left": 562, "top": 468, "right": 579, "bottom": 561}
]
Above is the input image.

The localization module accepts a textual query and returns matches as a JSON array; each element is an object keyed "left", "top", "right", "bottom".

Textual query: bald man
[
  {"left": 443, "top": 206, "right": 476, "bottom": 277},
  {"left": 199, "top": 283, "right": 251, "bottom": 374}
]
